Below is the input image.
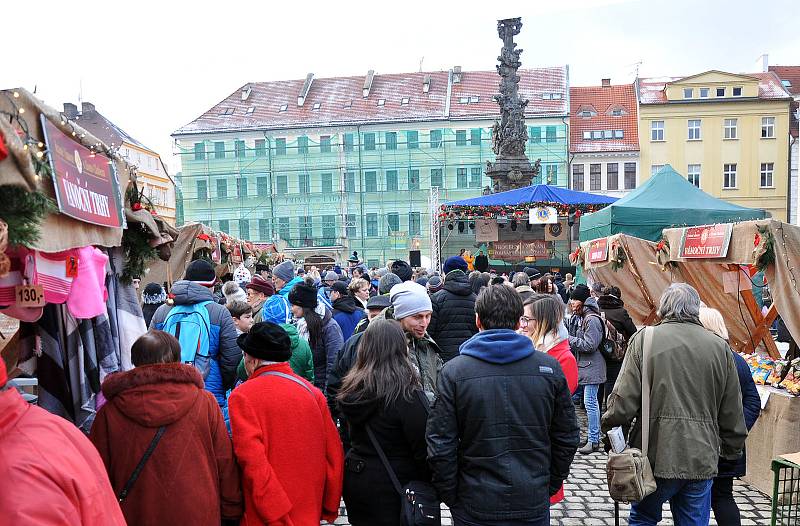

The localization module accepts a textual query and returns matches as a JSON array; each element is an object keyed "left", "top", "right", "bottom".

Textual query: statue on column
[{"left": 485, "top": 17, "right": 540, "bottom": 193}]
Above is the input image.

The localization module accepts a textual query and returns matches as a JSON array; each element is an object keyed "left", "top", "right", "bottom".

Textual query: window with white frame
[
  {"left": 699, "top": 88, "right": 709, "bottom": 98},
  {"left": 651, "top": 121, "right": 664, "bottom": 141},
  {"left": 761, "top": 117, "right": 775, "bottom": 138},
  {"left": 683, "top": 88, "right": 693, "bottom": 99},
  {"left": 688, "top": 119, "right": 701, "bottom": 140},
  {"left": 687, "top": 164, "right": 701, "bottom": 187},
  {"left": 716, "top": 87, "right": 726, "bottom": 97},
  {"left": 651, "top": 164, "right": 665, "bottom": 177},
  {"left": 760, "top": 162, "right": 774, "bottom": 188},
  {"left": 724, "top": 119, "right": 737, "bottom": 139},
  {"left": 732, "top": 87, "right": 742, "bottom": 97},
  {"left": 723, "top": 163, "right": 737, "bottom": 188}
]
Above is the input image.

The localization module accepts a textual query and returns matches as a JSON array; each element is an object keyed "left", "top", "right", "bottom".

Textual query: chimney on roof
[
  {"left": 297, "top": 73, "right": 314, "bottom": 107},
  {"left": 81, "top": 102, "right": 95, "bottom": 113},
  {"left": 423, "top": 75, "right": 431, "bottom": 94},
  {"left": 601, "top": 78, "right": 611, "bottom": 87},
  {"left": 241, "top": 84, "right": 252, "bottom": 101},
  {"left": 756, "top": 53, "right": 769, "bottom": 73},
  {"left": 363, "top": 70, "right": 375, "bottom": 98},
  {"left": 63, "top": 103, "right": 78, "bottom": 119},
  {"left": 452, "top": 66, "right": 462, "bottom": 83}
]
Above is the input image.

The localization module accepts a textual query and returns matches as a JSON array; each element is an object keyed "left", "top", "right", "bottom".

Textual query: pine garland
[
  {"left": 0, "top": 186, "right": 56, "bottom": 247},
  {"left": 120, "top": 223, "right": 157, "bottom": 285},
  {"left": 754, "top": 225, "right": 775, "bottom": 272}
]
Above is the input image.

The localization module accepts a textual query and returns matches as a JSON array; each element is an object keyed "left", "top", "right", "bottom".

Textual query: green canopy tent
[{"left": 579, "top": 165, "right": 767, "bottom": 242}]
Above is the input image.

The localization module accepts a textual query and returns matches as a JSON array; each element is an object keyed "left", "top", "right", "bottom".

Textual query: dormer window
[
  {"left": 583, "top": 131, "right": 591, "bottom": 139},
  {"left": 613, "top": 130, "right": 624, "bottom": 138},
  {"left": 221, "top": 107, "right": 234, "bottom": 115},
  {"left": 732, "top": 86, "right": 743, "bottom": 97},
  {"left": 377, "top": 99, "right": 385, "bottom": 106},
  {"left": 400, "top": 97, "right": 409, "bottom": 105},
  {"left": 683, "top": 88, "right": 693, "bottom": 99},
  {"left": 610, "top": 108, "right": 624, "bottom": 117},
  {"left": 246, "top": 107, "right": 255, "bottom": 114},
  {"left": 279, "top": 104, "right": 288, "bottom": 112},
  {"left": 469, "top": 96, "right": 479, "bottom": 103},
  {"left": 579, "top": 110, "right": 592, "bottom": 118},
  {"left": 312, "top": 102, "right": 321, "bottom": 110},
  {"left": 343, "top": 100, "right": 352, "bottom": 108},
  {"left": 459, "top": 96, "right": 469, "bottom": 104}
]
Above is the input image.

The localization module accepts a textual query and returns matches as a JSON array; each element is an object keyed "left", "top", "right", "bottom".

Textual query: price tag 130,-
[{"left": 15, "top": 284, "right": 46, "bottom": 308}]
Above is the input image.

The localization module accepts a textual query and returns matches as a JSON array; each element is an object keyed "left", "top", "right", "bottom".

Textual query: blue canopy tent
[
  {"left": 440, "top": 184, "right": 617, "bottom": 271},
  {"left": 445, "top": 184, "right": 618, "bottom": 209}
]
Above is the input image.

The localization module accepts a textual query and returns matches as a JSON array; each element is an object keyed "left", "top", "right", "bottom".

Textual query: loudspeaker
[{"left": 409, "top": 250, "right": 421, "bottom": 267}]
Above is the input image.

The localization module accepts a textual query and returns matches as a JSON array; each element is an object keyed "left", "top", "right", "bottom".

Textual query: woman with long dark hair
[
  {"left": 337, "top": 319, "right": 431, "bottom": 526},
  {"left": 288, "top": 279, "right": 344, "bottom": 393}
]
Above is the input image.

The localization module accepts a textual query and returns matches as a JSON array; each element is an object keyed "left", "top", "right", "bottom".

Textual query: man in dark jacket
[
  {"left": 597, "top": 285, "right": 638, "bottom": 409},
  {"left": 567, "top": 283, "right": 606, "bottom": 455},
  {"left": 426, "top": 284, "right": 579, "bottom": 525},
  {"left": 150, "top": 260, "right": 240, "bottom": 410},
  {"left": 330, "top": 281, "right": 365, "bottom": 340},
  {"left": 473, "top": 250, "right": 489, "bottom": 273},
  {"left": 428, "top": 257, "right": 478, "bottom": 362}
]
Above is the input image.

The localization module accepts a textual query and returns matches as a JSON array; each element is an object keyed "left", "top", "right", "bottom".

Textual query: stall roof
[
  {"left": 580, "top": 165, "right": 766, "bottom": 242},
  {"left": 445, "top": 184, "right": 618, "bottom": 207}
]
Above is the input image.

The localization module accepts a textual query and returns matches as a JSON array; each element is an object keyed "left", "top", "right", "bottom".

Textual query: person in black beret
[
  {"left": 288, "top": 280, "right": 344, "bottom": 391},
  {"left": 238, "top": 322, "right": 293, "bottom": 370}
]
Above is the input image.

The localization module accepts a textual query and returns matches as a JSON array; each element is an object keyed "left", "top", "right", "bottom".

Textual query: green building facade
[{"left": 174, "top": 68, "right": 569, "bottom": 267}]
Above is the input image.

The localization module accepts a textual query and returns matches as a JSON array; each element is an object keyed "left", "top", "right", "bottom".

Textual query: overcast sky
[{"left": 6, "top": 0, "right": 799, "bottom": 174}]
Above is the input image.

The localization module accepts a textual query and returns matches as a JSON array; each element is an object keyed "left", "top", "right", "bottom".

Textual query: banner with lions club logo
[
  {"left": 41, "top": 116, "right": 125, "bottom": 228},
  {"left": 529, "top": 206, "right": 559, "bottom": 224}
]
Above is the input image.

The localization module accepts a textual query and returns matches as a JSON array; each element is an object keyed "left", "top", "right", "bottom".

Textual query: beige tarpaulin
[
  {"left": 576, "top": 220, "right": 800, "bottom": 355},
  {"left": 144, "top": 223, "right": 210, "bottom": 289},
  {"left": 0, "top": 88, "right": 130, "bottom": 250}
]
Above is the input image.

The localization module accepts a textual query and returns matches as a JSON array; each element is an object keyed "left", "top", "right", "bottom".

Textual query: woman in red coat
[
  {"left": 521, "top": 294, "right": 578, "bottom": 504},
  {"left": 89, "top": 330, "right": 243, "bottom": 525},
  {"left": 0, "top": 358, "right": 125, "bottom": 526},
  {"left": 230, "top": 321, "right": 344, "bottom": 526}
]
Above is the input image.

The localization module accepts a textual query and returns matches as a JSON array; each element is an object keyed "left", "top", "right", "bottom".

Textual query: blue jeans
[
  {"left": 583, "top": 383, "right": 600, "bottom": 443},
  {"left": 630, "top": 478, "right": 712, "bottom": 525}
]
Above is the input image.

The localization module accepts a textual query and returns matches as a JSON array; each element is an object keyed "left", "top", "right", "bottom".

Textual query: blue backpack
[{"left": 161, "top": 301, "right": 213, "bottom": 379}]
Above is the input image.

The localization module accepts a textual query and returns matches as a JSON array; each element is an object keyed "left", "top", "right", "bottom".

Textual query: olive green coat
[{"left": 601, "top": 320, "right": 747, "bottom": 479}]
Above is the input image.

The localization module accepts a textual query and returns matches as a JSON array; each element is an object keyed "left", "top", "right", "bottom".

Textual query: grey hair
[
  {"left": 657, "top": 283, "right": 701, "bottom": 322},
  {"left": 512, "top": 272, "right": 530, "bottom": 287}
]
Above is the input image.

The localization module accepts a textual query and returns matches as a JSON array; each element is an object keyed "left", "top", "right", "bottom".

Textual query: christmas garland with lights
[
  {"left": 0, "top": 185, "right": 56, "bottom": 247},
  {"left": 439, "top": 202, "right": 602, "bottom": 221},
  {"left": 753, "top": 225, "right": 775, "bottom": 272}
]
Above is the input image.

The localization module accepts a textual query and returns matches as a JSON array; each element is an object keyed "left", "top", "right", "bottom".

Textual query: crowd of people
[{"left": 0, "top": 249, "right": 760, "bottom": 526}]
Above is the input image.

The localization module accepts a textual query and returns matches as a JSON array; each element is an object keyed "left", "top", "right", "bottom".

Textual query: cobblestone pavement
[{"left": 332, "top": 408, "right": 774, "bottom": 525}]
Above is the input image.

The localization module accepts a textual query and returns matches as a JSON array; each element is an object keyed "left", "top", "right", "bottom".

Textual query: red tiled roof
[
  {"left": 569, "top": 83, "right": 639, "bottom": 153},
  {"left": 769, "top": 66, "right": 800, "bottom": 96},
  {"left": 173, "top": 67, "right": 568, "bottom": 136},
  {"left": 638, "top": 71, "right": 792, "bottom": 104},
  {"left": 449, "top": 67, "right": 568, "bottom": 119},
  {"left": 768, "top": 66, "right": 800, "bottom": 138}
]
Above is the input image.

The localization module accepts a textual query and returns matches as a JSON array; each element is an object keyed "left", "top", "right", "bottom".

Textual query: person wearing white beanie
[
  {"left": 387, "top": 281, "right": 441, "bottom": 400},
  {"left": 222, "top": 281, "right": 247, "bottom": 304}
]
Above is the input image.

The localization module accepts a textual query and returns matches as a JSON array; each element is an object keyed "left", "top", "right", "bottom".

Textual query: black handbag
[{"left": 364, "top": 392, "right": 441, "bottom": 526}]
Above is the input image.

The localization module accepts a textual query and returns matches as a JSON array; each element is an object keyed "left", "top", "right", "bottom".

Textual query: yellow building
[
  {"left": 65, "top": 102, "right": 177, "bottom": 224},
  {"left": 638, "top": 71, "right": 792, "bottom": 220}
]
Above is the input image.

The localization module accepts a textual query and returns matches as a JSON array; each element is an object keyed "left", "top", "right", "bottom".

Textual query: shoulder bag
[
  {"left": 118, "top": 425, "right": 167, "bottom": 503},
  {"left": 365, "top": 391, "right": 441, "bottom": 526},
  {"left": 606, "top": 326, "right": 657, "bottom": 503}
]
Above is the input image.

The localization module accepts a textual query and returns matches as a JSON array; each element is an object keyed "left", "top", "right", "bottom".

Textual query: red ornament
[
  {"left": 575, "top": 209, "right": 582, "bottom": 219},
  {"left": 0, "top": 130, "right": 8, "bottom": 162},
  {"left": 754, "top": 233, "right": 761, "bottom": 247},
  {"left": 131, "top": 202, "right": 142, "bottom": 211},
  {"left": 197, "top": 233, "right": 211, "bottom": 242}
]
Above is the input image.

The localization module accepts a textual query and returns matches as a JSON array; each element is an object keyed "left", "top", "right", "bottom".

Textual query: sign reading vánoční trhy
[
  {"left": 41, "top": 116, "right": 125, "bottom": 228},
  {"left": 680, "top": 224, "right": 733, "bottom": 259}
]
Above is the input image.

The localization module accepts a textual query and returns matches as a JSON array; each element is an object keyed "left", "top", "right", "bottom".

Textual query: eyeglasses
[{"left": 519, "top": 316, "right": 531, "bottom": 327}]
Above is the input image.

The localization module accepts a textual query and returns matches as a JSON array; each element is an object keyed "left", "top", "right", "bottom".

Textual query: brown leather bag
[{"left": 606, "top": 326, "right": 657, "bottom": 503}]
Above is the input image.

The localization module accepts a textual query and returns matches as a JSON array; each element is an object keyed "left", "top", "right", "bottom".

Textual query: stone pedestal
[{"left": 486, "top": 156, "right": 537, "bottom": 193}]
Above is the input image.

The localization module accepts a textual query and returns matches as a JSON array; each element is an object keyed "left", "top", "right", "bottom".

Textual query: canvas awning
[
  {"left": 580, "top": 165, "right": 766, "bottom": 242},
  {"left": 445, "top": 183, "right": 617, "bottom": 208}
]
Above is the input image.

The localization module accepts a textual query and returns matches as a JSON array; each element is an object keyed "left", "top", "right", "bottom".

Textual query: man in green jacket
[{"left": 601, "top": 283, "right": 747, "bottom": 526}]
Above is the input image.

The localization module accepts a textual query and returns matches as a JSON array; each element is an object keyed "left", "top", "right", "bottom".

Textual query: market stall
[
  {"left": 579, "top": 165, "right": 767, "bottom": 242},
  {"left": 0, "top": 88, "right": 173, "bottom": 430},
  {"left": 440, "top": 184, "right": 617, "bottom": 271},
  {"left": 573, "top": 219, "right": 800, "bottom": 496},
  {"left": 143, "top": 222, "right": 269, "bottom": 291}
]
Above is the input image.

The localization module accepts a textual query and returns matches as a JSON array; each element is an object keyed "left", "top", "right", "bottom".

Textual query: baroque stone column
[{"left": 485, "top": 17, "right": 540, "bottom": 193}]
